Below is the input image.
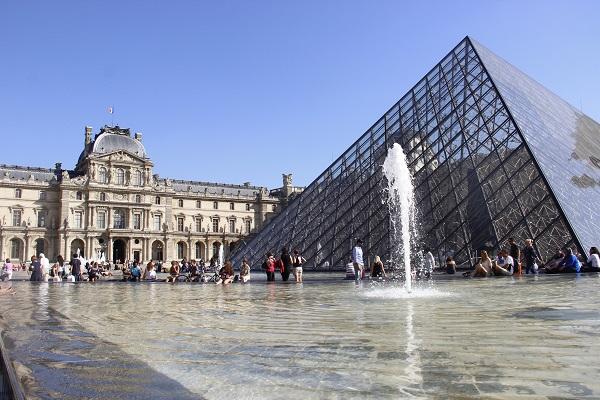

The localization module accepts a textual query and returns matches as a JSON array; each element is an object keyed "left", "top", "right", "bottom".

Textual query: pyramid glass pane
[
  {"left": 232, "top": 38, "right": 595, "bottom": 269},
  {"left": 471, "top": 39, "right": 600, "bottom": 253}
]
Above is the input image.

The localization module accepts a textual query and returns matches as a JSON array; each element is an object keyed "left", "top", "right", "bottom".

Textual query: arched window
[
  {"left": 133, "top": 170, "right": 142, "bottom": 186},
  {"left": 245, "top": 203, "right": 250, "bottom": 211},
  {"left": 100, "top": 192, "right": 106, "bottom": 201},
  {"left": 229, "top": 202, "right": 234, "bottom": 210},
  {"left": 98, "top": 167, "right": 108, "bottom": 183},
  {"left": 213, "top": 201, "right": 218, "bottom": 209},
  {"left": 229, "top": 219, "right": 235, "bottom": 233},
  {"left": 195, "top": 242, "right": 202, "bottom": 259},
  {"left": 135, "top": 194, "right": 142, "bottom": 203},
  {"left": 35, "top": 239, "right": 45, "bottom": 256},
  {"left": 10, "top": 239, "right": 22, "bottom": 260},
  {"left": 245, "top": 220, "right": 251, "bottom": 234},
  {"left": 15, "top": 189, "right": 22, "bottom": 199},
  {"left": 177, "top": 242, "right": 186, "bottom": 259},
  {"left": 76, "top": 191, "right": 83, "bottom": 200},
  {"left": 155, "top": 196, "right": 161, "bottom": 205},
  {"left": 116, "top": 169, "right": 125, "bottom": 185}
]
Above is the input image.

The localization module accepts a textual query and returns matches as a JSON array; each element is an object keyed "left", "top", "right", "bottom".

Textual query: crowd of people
[
  {"left": 454, "top": 238, "right": 600, "bottom": 278},
  {"left": 261, "top": 248, "right": 306, "bottom": 283},
  {"left": 2, "top": 236, "right": 600, "bottom": 286}
]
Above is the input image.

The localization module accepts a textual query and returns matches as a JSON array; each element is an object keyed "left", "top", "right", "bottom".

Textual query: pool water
[{"left": 0, "top": 273, "right": 599, "bottom": 399}]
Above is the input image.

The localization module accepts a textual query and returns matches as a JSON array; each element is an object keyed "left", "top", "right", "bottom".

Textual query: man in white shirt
[
  {"left": 493, "top": 249, "right": 514, "bottom": 276},
  {"left": 351, "top": 239, "right": 364, "bottom": 283}
]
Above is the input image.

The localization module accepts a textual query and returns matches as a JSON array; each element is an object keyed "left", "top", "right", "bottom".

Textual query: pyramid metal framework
[{"left": 232, "top": 37, "right": 600, "bottom": 269}]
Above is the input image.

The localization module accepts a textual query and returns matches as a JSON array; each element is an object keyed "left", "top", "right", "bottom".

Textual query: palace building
[{"left": 0, "top": 125, "right": 301, "bottom": 264}]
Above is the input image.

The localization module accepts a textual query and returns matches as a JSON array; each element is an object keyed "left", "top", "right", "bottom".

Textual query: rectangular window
[
  {"left": 195, "top": 218, "right": 202, "bottom": 232},
  {"left": 229, "top": 220, "right": 235, "bottom": 233},
  {"left": 113, "top": 210, "right": 125, "bottom": 229},
  {"left": 245, "top": 203, "right": 250, "bottom": 211},
  {"left": 15, "top": 189, "right": 22, "bottom": 199},
  {"left": 12, "top": 210, "right": 22, "bottom": 226},
  {"left": 212, "top": 219, "right": 219, "bottom": 233},
  {"left": 229, "top": 202, "right": 234, "bottom": 210},
  {"left": 133, "top": 214, "right": 141, "bottom": 230},
  {"left": 153, "top": 215, "right": 162, "bottom": 231},
  {"left": 177, "top": 217, "right": 184, "bottom": 232},
  {"left": 97, "top": 211, "right": 106, "bottom": 229},
  {"left": 213, "top": 201, "right": 218, "bottom": 210},
  {"left": 37, "top": 212, "right": 46, "bottom": 228},
  {"left": 196, "top": 200, "right": 201, "bottom": 208},
  {"left": 74, "top": 211, "right": 83, "bottom": 228},
  {"left": 178, "top": 199, "right": 183, "bottom": 207},
  {"left": 245, "top": 220, "right": 251, "bottom": 234},
  {"left": 39, "top": 191, "right": 46, "bottom": 200}
]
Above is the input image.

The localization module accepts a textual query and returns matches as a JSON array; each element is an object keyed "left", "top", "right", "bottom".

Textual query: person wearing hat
[{"left": 352, "top": 239, "right": 364, "bottom": 283}]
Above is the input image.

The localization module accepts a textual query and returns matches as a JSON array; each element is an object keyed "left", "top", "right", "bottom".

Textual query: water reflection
[{"left": 0, "top": 275, "right": 599, "bottom": 399}]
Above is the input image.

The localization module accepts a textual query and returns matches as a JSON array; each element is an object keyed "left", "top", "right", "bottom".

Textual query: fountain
[
  {"left": 218, "top": 243, "right": 224, "bottom": 268},
  {"left": 382, "top": 143, "right": 417, "bottom": 292}
]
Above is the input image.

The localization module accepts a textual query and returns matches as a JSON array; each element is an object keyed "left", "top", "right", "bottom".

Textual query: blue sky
[{"left": 1, "top": 0, "right": 599, "bottom": 188}]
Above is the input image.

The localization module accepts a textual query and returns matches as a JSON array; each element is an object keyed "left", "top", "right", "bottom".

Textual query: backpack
[{"left": 261, "top": 260, "right": 268, "bottom": 270}]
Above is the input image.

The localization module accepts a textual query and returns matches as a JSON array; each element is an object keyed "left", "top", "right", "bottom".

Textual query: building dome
[{"left": 92, "top": 132, "right": 147, "bottom": 158}]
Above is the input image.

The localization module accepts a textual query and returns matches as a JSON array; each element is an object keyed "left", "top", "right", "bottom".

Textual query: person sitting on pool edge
[
  {"left": 584, "top": 247, "right": 600, "bottom": 272},
  {"left": 557, "top": 248, "right": 581, "bottom": 273},
  {"left": 167, "top": 260, "right": 180, "bottom": 283},
  {"left": 142, "top": 261, "right": 157, "bottom": 281},
  {"left": 445, "top": 256, "right": 456, "bottom": 274},
  {"left": 471, "top": 251, "right": 493, "bottom": 277},
  {"left": 129, "top": 261, "right": 142, "bottom": 282},
  {"left": 370, "top": 255, "right": 387, "bottom": 279},
  {"left": 217, "top": 261, "right": 234, "bottom": 284},
  {"left": 239, "top": 257, "right": 251, "bottom": 283},
  {"left": 492, "top": 249, "right": 514, "bottom": 276}
]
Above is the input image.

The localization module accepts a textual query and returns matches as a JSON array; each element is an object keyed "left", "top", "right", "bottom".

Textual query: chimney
[
  {"left": 134, "top": 132, "right": 143, "bottom": 141},
  {"left": 85, "top": 126, "right": 92, "bottom": 146}
]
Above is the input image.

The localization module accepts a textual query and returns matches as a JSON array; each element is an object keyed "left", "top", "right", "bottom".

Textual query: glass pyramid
[{"left": 232, "top": 37, "right": 600, "bottom": 269}]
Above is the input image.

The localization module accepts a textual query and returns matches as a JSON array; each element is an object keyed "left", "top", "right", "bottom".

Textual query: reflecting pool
[{"left": 1, "top": 273, "right": 599, "bottom": 399}]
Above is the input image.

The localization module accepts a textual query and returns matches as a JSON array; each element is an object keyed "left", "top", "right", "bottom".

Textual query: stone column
[
  {"left": 107, "top": 208, "right": 112, "bottom": 230},
  {"left": 89, "top": 207, "right": 95, "bottom": 228},
  {"left": 205, "top": 238, "right": 210, "bottom": 261},
  {"left": 63, "top": 232, "right": 69, "bottom": 259},
  {"left": 146, "top": 238, "right": 152, "bottom": 261},
  {"left": 0, "top": 233, "right": 4, "bottom": 261},
  {"left": 24, "top": 234, "right": 30, "bottom": 261},
  {"left": 106, "top": 237, "right": 111, "bottom": 264},
  {"left": 145, "top": 210, "right": 150, "bottom": 230},
  {"left": 188, "top": 238, "right": 192, "bottom": 260}
]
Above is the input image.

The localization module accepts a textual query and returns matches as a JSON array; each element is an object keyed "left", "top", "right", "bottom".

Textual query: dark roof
[
  {"left": 0, "top": 164, "right": 56, "bottom": 183},
  {"left": 168, "top": 179, "right": 263, "bottom": 198}
]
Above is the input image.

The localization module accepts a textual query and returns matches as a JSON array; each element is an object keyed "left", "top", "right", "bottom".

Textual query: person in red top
[{"left": 263, "top": 252, "right": 276, "bottom": 282}]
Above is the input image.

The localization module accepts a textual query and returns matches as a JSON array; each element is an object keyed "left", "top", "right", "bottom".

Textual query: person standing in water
[
  {"left": 280, "top": 247, "right": 293, "bottom": 282},
  {"left": 352, "top": 239, "right": 364, "bottom": 283},
  {"left": 292, "top": 250, "right": 306, "bottom": 283}
]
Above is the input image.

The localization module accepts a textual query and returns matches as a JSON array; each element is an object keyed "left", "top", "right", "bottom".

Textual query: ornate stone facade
[{"left": 0, "top": 125, "right": 294, "bottom": 264}]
